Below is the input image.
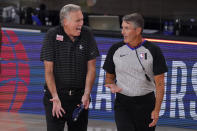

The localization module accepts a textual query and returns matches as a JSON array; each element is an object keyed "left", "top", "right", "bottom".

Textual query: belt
[
  {"left": 44, "top": 87, "right": 84, "bottom": 96},
  {"left": 60, "top": 89, "right": 84, "bottom": 96},
  {"left": 116, "top": 91, "right": 155, "bottom": 102}
]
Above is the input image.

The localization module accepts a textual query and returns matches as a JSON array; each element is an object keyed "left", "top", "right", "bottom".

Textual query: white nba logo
[
  {"left": 140, "top": 53, "right": 144, "bottom": 59},
  {"left": 79, "top": 45, "right": 83, "bottom": 50}
]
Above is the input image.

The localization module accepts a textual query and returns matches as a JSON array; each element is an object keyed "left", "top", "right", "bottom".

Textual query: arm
[
  {"left": 149, "top": 73, "right": 165, "bottom": 127},
  {"left": 44, "top": 60, "right": 65, "bottom": 118},
  {"left": 105, "top": 72, "right": 115, "bottom": 84},
  {"left": 82, "top": 59, "right": 96, "bottom": 109},
  {"left": 104, "top": 72, "right": 122, "bottom": 93},
  {"left": 44, "top": 61, "right": 57, "bottom": 97}
]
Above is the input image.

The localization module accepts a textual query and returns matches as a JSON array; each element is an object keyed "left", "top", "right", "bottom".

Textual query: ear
[
  {"left": 136, "top": 27, "right": 142, "bottom": 35},
  {"left": 63, "top": 18, "right": 68, "bottom": 26}
]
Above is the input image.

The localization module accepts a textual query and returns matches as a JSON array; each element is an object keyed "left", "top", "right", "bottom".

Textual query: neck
[
  {"left": 69, "top": 36, "right": 75, "bottom": 42},
  {"left": 63, "top": 27, "right": 75, "bottom": 42},
  {"left": 128, "top": 35, "right": 143, "bottom": 48}
]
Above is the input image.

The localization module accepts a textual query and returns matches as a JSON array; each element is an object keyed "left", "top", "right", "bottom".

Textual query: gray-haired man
[{"left": 40, "top": 4, "right": 100, "bottom": 131}]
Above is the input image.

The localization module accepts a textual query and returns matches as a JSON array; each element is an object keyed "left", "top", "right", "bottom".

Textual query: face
[
  {"left": 63, "top": 10, "right": 84, "bottom": 38},
  {"left": 121, "top": 21, "right": 141, "bottom": 44}
]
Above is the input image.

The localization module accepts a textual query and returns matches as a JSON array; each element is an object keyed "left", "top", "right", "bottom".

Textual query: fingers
[
  {"left": 50, "top": 98, "right": 55, "bottom": 102},
  {"left": 84, "top": 104, "right": 89, "bottom": 109},
  {"left": 149, "top": 112, "right": 159, "bottom": 127},
  {"left": 104, "top": 84, "right": 112, "bottom": 88},
  {"left": 52, "top": 108, "right": 55, "bottom": 117},
  {"left": 149, "top": 119, "right": 158, "bottom": 127},
  {"left": 105, "top": 84, "right": 122, "bottom": 93},
  {"left": 50, "top": 97, "right": 66, "bottom": 118},
  {"left": 149, "top": 121, "right": 154, "bottom": 127},
  {"left": 82, "top": 100, "right": 89, "bottom": 109},
  {"left": 81, "top": 94, "right": 90, "bottom": 110},
  {"left": 111, "top": 87, "right": 122, "bottom": 93},
  {"left": 56, "top": 110, "right": 60, "bottom": 118},
  {"left": 116, "top": 87, "right": 122, "bottom": 92},
  {"left": 58, "top": 110, "right": 63, "bottom": 118},
  {"left": 149, "top": 119, "right": 155, "bottom": 127},
  {"left": 60, "top": 107, "right": 66, "bottom": 114},
  {"left": 52, "top": 109, "right": 60, "bottom": 118},
  {"left": 52, "top": 107, "right": 65, "bottom": 118}
]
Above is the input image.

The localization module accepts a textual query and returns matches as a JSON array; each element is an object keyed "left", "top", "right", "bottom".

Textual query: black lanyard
[{"left": 135, "top": 49, "right": 151, "bottom": 82}]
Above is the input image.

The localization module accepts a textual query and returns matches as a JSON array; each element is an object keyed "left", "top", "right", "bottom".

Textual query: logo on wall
[{"left": 0, "top": 30, "right": 30, "bottom": 112}]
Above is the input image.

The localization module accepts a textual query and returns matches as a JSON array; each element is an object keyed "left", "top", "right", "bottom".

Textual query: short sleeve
[
  {"left": 87, "top": 28, "right": 100, "bottom": 60},
  {"left": 40, "top": 29, "right": 55, "bottom": 62},
  {"left": 103, "top": 44, "right": 120, "bottom": 74},
  {"left": 153, "top": 46, "right": 168, "bottom": 75}
]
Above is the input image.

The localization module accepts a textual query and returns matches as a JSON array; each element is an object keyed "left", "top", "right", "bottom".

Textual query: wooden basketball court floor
[{"left": 0, "top": 112, "right": 195, "bottom": 131}]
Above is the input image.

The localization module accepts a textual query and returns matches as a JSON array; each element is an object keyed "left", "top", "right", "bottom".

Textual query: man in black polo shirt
[
  {"left": 40, "top": 4, "right": 99, "bottom": 131},
  {"left": 103, "top": 13, "right": 168, "bottom": 131}
]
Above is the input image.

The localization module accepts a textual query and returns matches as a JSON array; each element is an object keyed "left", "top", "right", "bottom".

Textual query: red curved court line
[
  {"left": 0, "top": 81, "right": 16, "bottom": 111},
  {"left": 18, "top": 63, "right": 30, "bottom": 85},
  {"left": 6, "top": 30, "right": 19, "bottom": 43},
  {"left": 10, "top": 81, "right": 28, "bottom": 112},
  {"left": 1, "top": 46, "right": 15, "bottom": 60},
  {"left": 0, "top": 30, "right": 30, "bottom": 112},
  {"left": 15, "top": 42, "right": 28, "bottom": 61},
  {"left": 1, "top": 31, "right": 9, "bottom": 44},
  {"left": 0, "top": 63, "right": 16, "bottom": 82}
]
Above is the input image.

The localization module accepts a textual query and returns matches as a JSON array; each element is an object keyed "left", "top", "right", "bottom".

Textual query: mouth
[
  {"left": 123, "top": 36, "right": 128, "bottom": 39},
  {"left": 76, "top": 27, "right": 82, "bottom": 33}
]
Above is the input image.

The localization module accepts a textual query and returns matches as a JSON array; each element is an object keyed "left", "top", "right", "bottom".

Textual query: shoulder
[
  {"left": 110, "top": 41, "right": 125, "bottom": 50},
  {"left": 80, "top": 26, "right": 94, "bottom": 37},
  {"left": 45, "top": 26, "right": 60, "bottom": 37},
  {"left": 107, "top": 41, "right": 125, "bottom": 54},
  {"left": 143, "top": 40, "right": 162, "bottom": 54},
  {"left": 81, "top": 26, "right": 92, "bottom": 32},
  {"left": 46, "top": 26, "right": 59, "bottom": 33},
  {"left": 143, "top": 40, "right": 161, "bottom": 50}
]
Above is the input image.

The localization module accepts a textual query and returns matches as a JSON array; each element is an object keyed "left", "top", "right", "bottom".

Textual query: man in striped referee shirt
[{"left": 103, "top": 13, "right": 168, "bottom": 131}]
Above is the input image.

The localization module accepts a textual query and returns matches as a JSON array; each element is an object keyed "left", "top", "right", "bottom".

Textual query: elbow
[{"left": 45, "top": 69, "right": 53, "bottom": 78}]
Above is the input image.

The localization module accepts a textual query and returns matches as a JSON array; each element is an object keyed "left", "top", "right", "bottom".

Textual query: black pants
[
  {"left": 43, "top": 89, "right": 88, "bottom": 131},
  {"left": 114, "top": 92, "right": 156, "bottom": 131}
]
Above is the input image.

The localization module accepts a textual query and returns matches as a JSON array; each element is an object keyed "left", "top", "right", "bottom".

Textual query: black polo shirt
[{"left": 40, "top": 25, "right": 100, "bottom": 90}]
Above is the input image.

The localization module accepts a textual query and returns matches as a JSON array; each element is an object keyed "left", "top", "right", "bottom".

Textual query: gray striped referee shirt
[{"left": 103, "top": 40, "right": 168, "bottom": 96}]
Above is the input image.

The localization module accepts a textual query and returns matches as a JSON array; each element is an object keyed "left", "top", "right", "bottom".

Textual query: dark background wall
[
  {"left": 1, "top": 0, "right": 197, "bottom": 35},
  {"left": 1, "top": 0, "right": 197, "bottom": 19},
  {"left": 40, "top": 0, "right": 197, "bottom": 20}
]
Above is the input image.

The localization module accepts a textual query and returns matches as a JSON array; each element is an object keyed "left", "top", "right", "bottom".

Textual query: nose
[
  {"left": 121, "top": 29, "right": 125, "bottom": 35},
  {"left": 79, "top": 20, "right": 84, "bottom": 26}
]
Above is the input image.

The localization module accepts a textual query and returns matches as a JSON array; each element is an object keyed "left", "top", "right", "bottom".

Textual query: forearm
[
  {"left": 45, "top": 71, "right": 58, "bottom": 98},
  {"left": 105, "top": 72, "right": 115, "bottom": 84},
  {"left": 84, "top": 59, "right": 97, "bottom": 95},
  {"left": 154, "top": 85, "right": 164, "bottom": 112},
  {"left": 154, "top": 74, "right": 165, "bottom": 112},
  {"left": 44, "top": 61, "right": 58, "bottom": 98},
  {"left": 84, "top": 67, "right": 95, "bottom": 95}
]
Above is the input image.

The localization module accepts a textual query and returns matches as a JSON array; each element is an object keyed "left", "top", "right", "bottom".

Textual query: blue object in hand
[{"left": 72, "top": 104, "right": 84, "bottom": 122}]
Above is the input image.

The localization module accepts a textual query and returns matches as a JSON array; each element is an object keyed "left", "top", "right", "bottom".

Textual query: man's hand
[
  {"left": 50, "top": 96, "right": 66, "bottom": 118},
  {"left": 105, "top": 84, "right": 122, "bottom": 93},
  {"left": 149, "top": 110, "right": 159, "bottom": 127},
  {"left": 81, "top": 93, "right": 90, "bottom": 110}
]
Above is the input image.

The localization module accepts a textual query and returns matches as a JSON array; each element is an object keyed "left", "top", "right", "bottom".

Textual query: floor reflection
[{"left": 0, "top": 112, "right": 194, "bottom": 131}]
